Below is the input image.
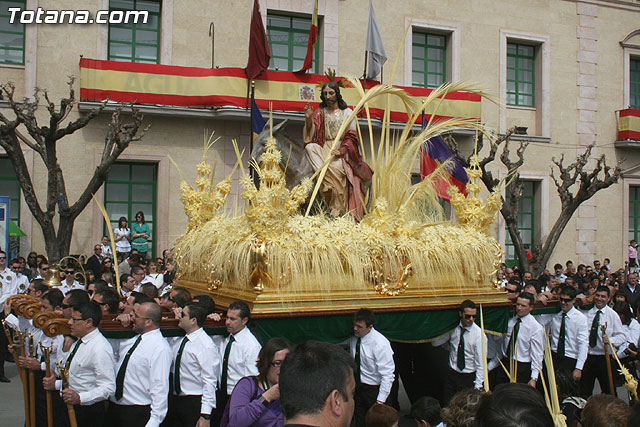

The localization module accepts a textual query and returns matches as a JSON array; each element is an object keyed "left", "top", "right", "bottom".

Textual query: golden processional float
[{"left": 170, "top": 76, "right": 514, "bottom": 341}]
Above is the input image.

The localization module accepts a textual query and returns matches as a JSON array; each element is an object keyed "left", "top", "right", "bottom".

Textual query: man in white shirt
[
  {"left": 579, "top": 285, "right": 626, "bottom": 397},
  {"left": 59, "top": 267, "right": 84, "bottom": 295},
  {"left": 348, "top": 308, "right": 395, "bottom": 427},
  {"left": 43, "top": 302, "right": 116, "bottom": 427},
  {"left": 553, "top": 263, "right": 567, "bottom": 284},
  {"left": 130, "top": 266, "right": 146, "bottom": 292},
  {"left": 108, "top": 301, "right": 172, "bottom": 427},
  {"left": 214, "top": 301, "right": 261, "bottom": 425},
  {"left": 544, "top": 286, "right": 588, "bottom": 382},
  {"left": 490, "top": 292, "right": 544, "bottom": 388},
  {"left": 166, "top": 302, "right": 219, "bottom": 427},
  {"left": 432, "top": 300, "right": 486, "bottom": 404},
  {"left": 0, "top": 257, "right": 30, "bottom": 309}
]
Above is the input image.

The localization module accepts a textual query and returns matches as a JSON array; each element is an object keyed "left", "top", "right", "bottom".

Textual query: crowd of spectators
[{"left": 3, "top": 241, "right": 640, "bottom": 426}]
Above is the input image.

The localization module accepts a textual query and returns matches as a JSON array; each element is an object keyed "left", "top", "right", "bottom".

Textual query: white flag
[{"left": 365, "top": 0, "right": 387, "bottom": 80}]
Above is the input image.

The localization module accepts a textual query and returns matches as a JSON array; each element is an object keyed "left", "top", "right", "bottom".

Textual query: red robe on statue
[{"left": 308, "top": 108, "right": 373, "bottom": 220}]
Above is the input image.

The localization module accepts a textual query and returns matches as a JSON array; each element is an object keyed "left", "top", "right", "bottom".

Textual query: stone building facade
[{"left": 0, "top": 0, "right": 639, "bottom": 270}]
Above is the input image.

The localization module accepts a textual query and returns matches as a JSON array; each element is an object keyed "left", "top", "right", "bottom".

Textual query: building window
[
  {"left": 267, "top": 13, "right": 319, "bottom": 73},
  {"left": 0, "top": 0, "right": 25, "bottom": 65},
  {"left": 108, "top": 0, "right": 161, "bottom": 63},
  {"left": 505, "top": 181, "right": 536, "bottom": 266},
  {"left": 104, "top": 162, "right": 157, "bottom": 256},
  {"left": 0, "top": 156, "right": 20, "bottom": 225},
  {"left": 631, "top": 58, "right": 640, "bottom": 109},
  {"left": 0, "top": 157, "right": 21, "bottom": 256},
  {"left": 412, "top": 32, "right": 446, "bottom": 88},
  {"left": 629, "top": 186, "right": 640, "bottom": 243},
  {"left": 507, "top": 42, "right": 535, "bottom": 107}
]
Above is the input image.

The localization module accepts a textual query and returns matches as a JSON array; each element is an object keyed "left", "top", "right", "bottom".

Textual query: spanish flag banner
[
  {"left": 619, "top": 108, "right": 640, "bottom": 141},
  {"left": 79, "top": 58, "right": 481, "bottom": 124},
  {"left": 296, "top": 0, "right": 318, "bottom": 74}
]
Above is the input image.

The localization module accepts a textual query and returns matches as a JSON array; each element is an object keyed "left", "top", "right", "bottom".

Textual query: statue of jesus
[{"left": 303, "top": 81, "right": 373, "bottom": 220}]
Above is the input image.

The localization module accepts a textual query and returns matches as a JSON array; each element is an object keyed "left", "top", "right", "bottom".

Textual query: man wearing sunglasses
[
  {"left": 85, "top": 244, "right": 105, "bottom": 279},
  {"left": 505, "top": 280, "right": 521, "bottom": 302},
  {"left": 60, "top": 267, "right": 84, "bottom": 296},
  {"left": 543, "top": 286, "right": 588, "bottom": 382},
  {"left": 432, "top": 300, "right": 487, "bottom": 404}
]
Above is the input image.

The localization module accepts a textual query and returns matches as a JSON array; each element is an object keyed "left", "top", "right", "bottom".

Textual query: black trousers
[
  {"left": 580, "top": 354, "right": 616, "bottom": 397},
  {"left": 106, "top": 403, "right": 151, "bottom": 427},
  {"left": 353, "top": 383, "right": 389, "bottom": 427},
  {"left": 551, "top": 352, "right": 578, "bottom": 375},
  {"left": 442, "top": 367, "right": 476, "bottom": 405},
  {"left": 212, "top": 390, "right": 229, "bottom": 426},
  {"left": 164, "top": 394, "right": 203, "bottom": 427},
  {"left": 74, "top": 401, "right": 108, "bottom": 427},
  {"left": 493, "top": 359, "right": 532, "bottom": 388}
]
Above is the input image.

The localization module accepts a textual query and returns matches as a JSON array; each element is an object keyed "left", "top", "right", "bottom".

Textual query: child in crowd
[{"left": 629, "top": 240, "right": 638, "bottom": 268}]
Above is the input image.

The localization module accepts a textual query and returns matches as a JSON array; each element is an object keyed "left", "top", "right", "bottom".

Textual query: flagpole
[
  {"left": 363, "top": 51, "right": 368, "bottom": 82},
  {"left": 250, "top": 80, "right": 256, "bottom": 180}
]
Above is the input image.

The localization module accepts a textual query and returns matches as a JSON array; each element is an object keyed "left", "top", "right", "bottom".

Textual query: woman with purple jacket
[{"left": 227, "top": 337, "right": 291, "bottom": 427}]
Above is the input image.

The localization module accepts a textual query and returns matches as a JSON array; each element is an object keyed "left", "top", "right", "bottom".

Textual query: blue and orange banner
[
  {"left": 619, "top": 108, "right": 640, "bottom": 141},
  {"left": 79, "top": 58, "right": 481, "bottom": 124}
]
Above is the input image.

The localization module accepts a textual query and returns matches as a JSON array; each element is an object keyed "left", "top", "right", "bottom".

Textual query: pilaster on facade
[{"left": 575, "top": 1, "right": 599, "bottom": 264}]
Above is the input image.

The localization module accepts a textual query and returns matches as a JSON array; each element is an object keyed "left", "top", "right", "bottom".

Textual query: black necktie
[
  {"left": 174, "top": 336, "right": 189, "bottom": 395},
  {"left": 589, "top": 310, "right": 602, "bottom": 348},
  {"left": 509, "top": 317, "right": 522, "bottom": 358},
  {"left": 354, "top": 337, "right": 362, "bottom": 386},
  {"left": 457, "top": 327, "right": 466, "bottom": 371},
  {"left": 65, "top": 339, "right": 82, "bottom": 371},
  {"left": 558, "top": 313, "right": 567, "bottom": 358},
  {"left": 115, "top": 335, "right": 142, "bottom": 400},
  {"left": 220, "top": 335, "right": 235, "bottom": 395}
]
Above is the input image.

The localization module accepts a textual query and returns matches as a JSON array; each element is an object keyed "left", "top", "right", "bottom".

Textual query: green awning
[{"left": 9, "top": 219, "right": 26, "bottom": 237}]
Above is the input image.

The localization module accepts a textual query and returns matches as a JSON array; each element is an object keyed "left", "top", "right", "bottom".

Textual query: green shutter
[
  {"left": 507, "top": 42, "right": 535, "bottom": 107},
  {"left": 412, "top": 32, "right": 446, "bottom": 89},
  {"left": 630, "top": 186, "right": 640, "bottom": 243},
  {"left": 505, "top": 181, "right": 535, "bottom": 267},
  {"left": 631, "top": 59, "right": 640, "bottom": 109},
  {"left": 0, "top": 0, "right": 25, "bottom": 65},
  {"left": 108, "top": 0, "right": 161, "bottom": 64},
  {"left": 267, "top": 13, "right": 318, "bottom": 73},
  {"left": 104, "top": 162, "right": 157, "bottom": 257}
]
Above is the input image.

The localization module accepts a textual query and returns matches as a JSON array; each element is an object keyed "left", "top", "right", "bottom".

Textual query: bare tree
[
  {"left": 0, "top": 78, "right": 148, "bottom": 263},
  {"left": 446, "top": 128, "right": 621, "bottom": 275}
]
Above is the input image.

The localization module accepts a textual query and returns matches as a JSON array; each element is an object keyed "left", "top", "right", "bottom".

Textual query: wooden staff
[
  {"left": 57, "top": 363, "right": 78, "bottom": 427},
  {"left": 41, "top": 344, "right": 54, "bottom": 427},
  {"left": 15, "top": 331, "right": 31, "bottom": 427},
  {"left": 601, "top": 324, "right": 616, "bottom": 396},
  {"left": 27, "top": 332, "right": 36, "bottom": 426},
  {"left": 3, "top": 321, "right": 30, "bottom": 426}
]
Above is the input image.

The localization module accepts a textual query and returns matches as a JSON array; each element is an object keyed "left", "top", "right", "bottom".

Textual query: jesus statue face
[{"left": 322, "top": 86, "right": 337, "bottom": 107}]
